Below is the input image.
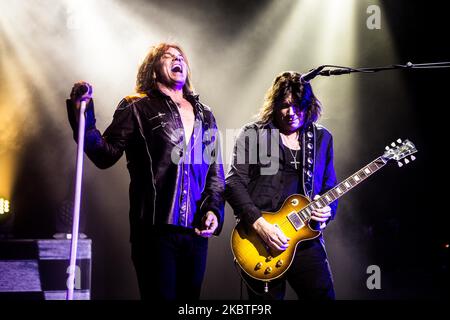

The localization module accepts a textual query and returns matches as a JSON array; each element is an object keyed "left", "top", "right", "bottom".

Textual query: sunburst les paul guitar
[{"left": 231, "top": 139, "right": 417, "bottom": 281}]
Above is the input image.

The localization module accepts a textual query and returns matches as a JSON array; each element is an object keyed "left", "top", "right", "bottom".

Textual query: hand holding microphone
[
  {"left": 70, "top": 81, "right": 93, "bottom": 108},
  {"left": 67, "top": 81, "right": 96, "bottom": 130}
]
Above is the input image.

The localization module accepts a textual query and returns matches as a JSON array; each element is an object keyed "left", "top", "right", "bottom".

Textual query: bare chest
[{"left": 177, "top": 100, "right": 195, "bottom": 143}]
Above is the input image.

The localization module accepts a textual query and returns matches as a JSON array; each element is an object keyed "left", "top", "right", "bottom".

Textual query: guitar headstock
[{"left": 383, "top": 139, "right": 418, "bottom": 167}]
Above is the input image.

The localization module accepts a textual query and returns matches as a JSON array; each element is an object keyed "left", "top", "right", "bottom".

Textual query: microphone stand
[
  {"left": 314, "top": 61, "right": 450, "bottom": 77},
  {"left": 66, "top": 99, "right": 87, "bottom": 300}
]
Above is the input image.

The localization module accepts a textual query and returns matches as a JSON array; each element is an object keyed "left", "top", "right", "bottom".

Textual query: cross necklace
[
  {"left": 288, "top": 147, "right": 300, "bottom": 169},
  {"left": 281, "top": 132, "right": 301, "bottom": 169}
]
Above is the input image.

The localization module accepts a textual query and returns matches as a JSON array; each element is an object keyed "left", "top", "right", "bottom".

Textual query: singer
[
  {"left": 66, "top": 43, "right": 225, "bottom": 300},
  {"left": 225, "top": 71, "right": 338, "bottom": 300}
]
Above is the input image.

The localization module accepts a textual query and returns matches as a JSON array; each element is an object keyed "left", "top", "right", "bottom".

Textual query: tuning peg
[
  {"left": 397, "top": 161, "right": 403, "bottom": 167},
  {"left": 391, "top": 142, "right": 396, "bottom": 147},
  {"left": 396, "top": 138, "right": 402, "bottom": 143},
  {"left": 410, "top": 155, "right": 416, "bottom": 161},
  {"left": 404, "top": 159, "right": 410, "bottom": 165},
  {"left": 385, "top": 146, "right": 390, "bottom": 151}
]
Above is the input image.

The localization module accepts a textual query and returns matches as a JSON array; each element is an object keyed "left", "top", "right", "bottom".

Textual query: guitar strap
[{"left": 301, "top": 123, "right": 316, "bottom": 200}]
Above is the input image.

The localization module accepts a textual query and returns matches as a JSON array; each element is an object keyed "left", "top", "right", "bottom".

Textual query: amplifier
[{"left": 0, "top": 239, "right": 91, "bottom": 300}]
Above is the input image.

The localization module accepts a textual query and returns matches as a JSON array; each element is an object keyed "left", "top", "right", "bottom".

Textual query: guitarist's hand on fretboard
[
  {"left": 252, "top": 217, "right": 291, "bottom": 251},
  {"left": 310, "top": 195, "right": 332, "bottom": 230}
]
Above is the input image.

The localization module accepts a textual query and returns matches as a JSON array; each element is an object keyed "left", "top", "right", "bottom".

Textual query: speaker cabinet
[{"left": 0, "top": 239, "right": 91, "bottom": 300}]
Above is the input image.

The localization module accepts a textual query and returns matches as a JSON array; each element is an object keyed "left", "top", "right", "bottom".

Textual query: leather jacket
[
  {"left": 66, "top": 89, "right": 225, "bottom": 243},
  {"left": 225, "top": 121, "right": 338, "bottom": 227}
]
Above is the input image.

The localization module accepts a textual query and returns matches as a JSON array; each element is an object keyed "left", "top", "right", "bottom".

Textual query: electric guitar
[{"left": 231, "top": 139, "right": 417, "bottom": 281}]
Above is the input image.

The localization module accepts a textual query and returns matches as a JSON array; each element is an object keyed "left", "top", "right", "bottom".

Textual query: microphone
[
  {"left": 300, "top": 65, "right": 326, "bottom": 83},
  {"left": 79, "top": 84, "right": 89, "bottom": 95},
  {"left": 76, "top": 83, "right": 92, "bottom": 101},
  {"left": 319, "top": 68, "right": 352, "bottom": 76}
]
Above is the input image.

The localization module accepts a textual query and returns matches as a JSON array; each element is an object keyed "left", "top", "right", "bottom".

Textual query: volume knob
[
  {"left": 276, "top": 260, "right": 284, "bottom": 267},
  {"left": 255, "top": 262, "right": 263, "bottom": 270},
  {"left": 265, "top": 267, "right": 273, "bottom": 274}
]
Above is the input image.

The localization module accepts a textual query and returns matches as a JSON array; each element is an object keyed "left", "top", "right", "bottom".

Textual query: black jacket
[
  {"left": 225, "top": 121, "right": 338, "bottom": 227},
  {"left": 66, "top": 89, "right": 225, "bottom": 242}
]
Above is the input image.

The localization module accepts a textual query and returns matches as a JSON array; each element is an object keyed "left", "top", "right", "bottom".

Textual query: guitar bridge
[{"left": 287, "top": 211, "right": 304, "bottom": 231}]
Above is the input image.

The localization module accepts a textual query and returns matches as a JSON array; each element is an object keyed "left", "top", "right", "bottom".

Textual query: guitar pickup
[{"left": 287, "top": 211, "right": 305, "bottom": 231}]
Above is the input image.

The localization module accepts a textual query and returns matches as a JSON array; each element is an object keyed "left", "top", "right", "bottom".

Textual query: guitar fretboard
[{"left": 297, "top": 157, "right": 388, "bottom": 221}]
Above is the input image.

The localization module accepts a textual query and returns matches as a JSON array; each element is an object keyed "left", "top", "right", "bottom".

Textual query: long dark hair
[
  {"left": 258, "top": 71, "right": 322, "bottom": 126},
  {"left": 135, "top": 43, "right": 194, "bottom": 95}
]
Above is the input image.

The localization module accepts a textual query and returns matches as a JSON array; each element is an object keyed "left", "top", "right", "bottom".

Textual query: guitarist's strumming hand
[
  {"left": 310, "top": 195, "right": 332, "bottom": 230},
  {"left": 195, "top": 211, "right": 218, "bottom": 238},
  {"left": 252, "top": 217, "right": 290, "bottom": 251}
]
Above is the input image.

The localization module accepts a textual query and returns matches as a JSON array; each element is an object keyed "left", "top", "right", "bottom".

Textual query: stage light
[
  {"left": 0, "top": 198, "right": 10, "bottom": 215},
  {"left": 0, "top": 197, "right": 13, "bottom": 239}
]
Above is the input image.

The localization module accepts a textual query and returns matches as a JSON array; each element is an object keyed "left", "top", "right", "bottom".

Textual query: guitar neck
[{"left": 300, "top": 156, "right": 388, "bottom": 218}]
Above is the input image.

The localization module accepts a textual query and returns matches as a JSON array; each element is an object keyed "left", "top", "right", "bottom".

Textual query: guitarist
[{"left": 225, "top": 71, "right": 338, "bottom": 300}]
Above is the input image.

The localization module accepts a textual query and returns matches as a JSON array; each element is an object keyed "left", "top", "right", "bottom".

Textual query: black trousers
[
  {"left": 243, "top": 237, "right": 335, "bottom": 300},
  {"left": 131, "top": 225, "right": 208, "bottom": 300}
]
